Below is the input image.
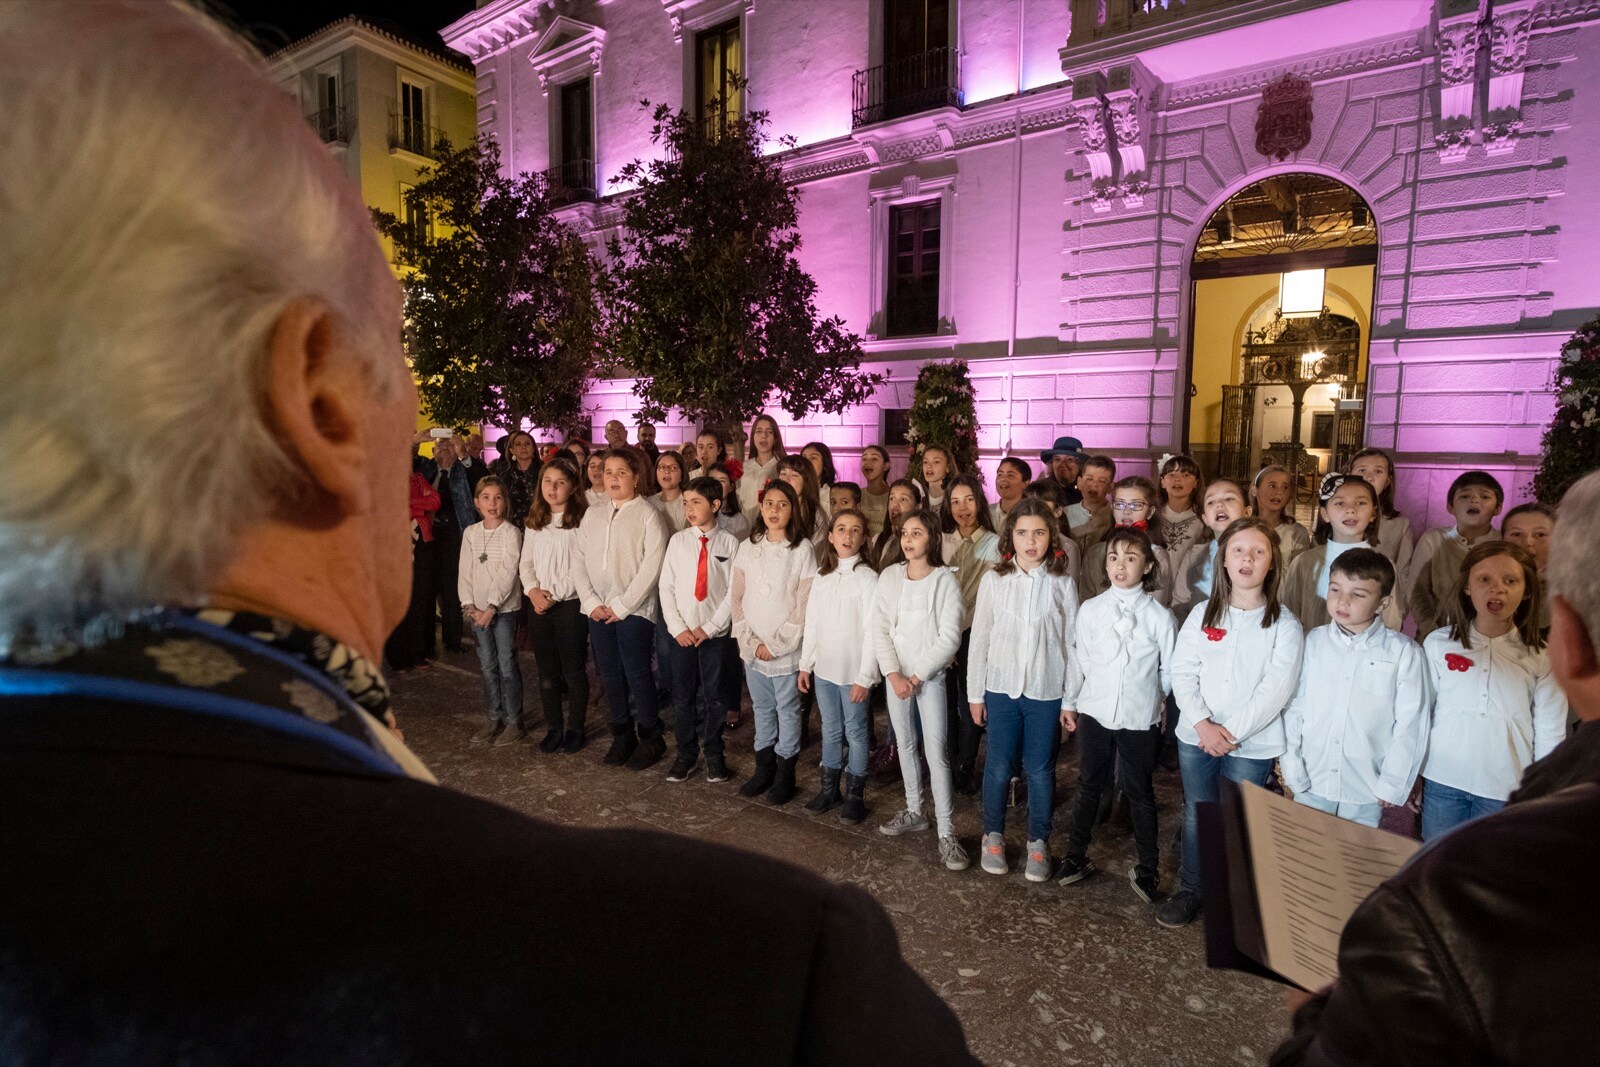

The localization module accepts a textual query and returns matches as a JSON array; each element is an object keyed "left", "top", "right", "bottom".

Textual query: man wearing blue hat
[{"left": 1040, "top": 435, "right": 1085, "bottom": 506}]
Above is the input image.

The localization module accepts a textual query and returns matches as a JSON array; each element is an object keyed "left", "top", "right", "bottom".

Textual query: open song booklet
[{"left": 1199, "top": 779, "right": 1422, "bottom": 992}]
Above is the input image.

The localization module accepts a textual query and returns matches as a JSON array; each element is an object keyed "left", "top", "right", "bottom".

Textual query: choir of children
[{"left": 439, "top": 429, "right": 1572, "bottom": 927}]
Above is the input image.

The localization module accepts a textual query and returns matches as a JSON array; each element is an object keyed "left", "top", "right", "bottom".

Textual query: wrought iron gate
[{"left": 1217, "top": 383, "right": 1257, "bottom": 484}]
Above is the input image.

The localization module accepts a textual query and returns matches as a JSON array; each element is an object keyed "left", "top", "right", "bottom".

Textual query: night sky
[{"left": 213, "top": 0, "right": 478, "bottom": 56}]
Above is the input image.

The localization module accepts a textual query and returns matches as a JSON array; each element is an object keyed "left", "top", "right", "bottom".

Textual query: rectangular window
[
  {"left": 882, "top": 409, "right": 913, "bottom": 447},
  {"left": 398, "top": 182, "right": 428, "bottom": 264},
  {"left": 554, "top": 78, "right": 596, "bottom": 202},
  {"left": 695, "top": 20, "right": 742, "bottom": 132},
  {"left": 398, "top": 79, "right": 427, "bottom": 154},
  {"left": 318, "top": 71, "right": 340, "bottom": 113},
  {"left": 886, "top": 201, "right": 941, "bottom": 337}
]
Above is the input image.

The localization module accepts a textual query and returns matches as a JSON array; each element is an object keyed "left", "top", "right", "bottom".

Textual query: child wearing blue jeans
[{"left": 458, "top": 476, "right": 526, "bottom": 746}]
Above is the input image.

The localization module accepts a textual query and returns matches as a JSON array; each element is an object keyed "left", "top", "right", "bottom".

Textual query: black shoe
[
  {"left": 840, "top": 771, "right": 867, "bottom": 824},
  {"left": 559, "top": 729, "right": 585, "bottom": 754},
  {"left": 1129, "top": 866, "right": 1161, "bottom": 904},
  {"left": 627, "top": 724, "right": 667, "bottom": 771},
  {"left": 705, "top": 754, "right": 732, "bottom": 782},
  {"left": 1155, "top": 889, "right": 1203, "bottom": 928},
  {"left": 953, "top": 768, "right": 979, "bottom": 797},
  {"left": 1056, "top": 856, "right": 1099, "bottom": 886},
  {"left": 602, "top": 723, "right": 637, "bottom": 766},
  {"left": 739, "top": 747, "right": 777, "bottom": 797},
  {"left": 538, "top": 729, "right": 563, "bottom": 753},
  {"left": 805, "top": 766, "right": 843, "bottom": 814},
  {"left": 766, "top": 754, "right": 798, "bottom": 806},
  {"left": 666, "top": 750, "right": 698, "bottom": 782}
]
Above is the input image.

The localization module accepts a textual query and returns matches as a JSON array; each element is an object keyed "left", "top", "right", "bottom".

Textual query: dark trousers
[
  {"left": 946, "top": 629, "right": 982, "bottom": 773},
  {"left": 429, "top": 523, "right": 463, "bottom": 654},
  {"left": 384, "top": 538, "right": 435, "bottom": 671},
  {"left": 1065, "top": 716, "right": 1162, "bottom": 880},
  {"left": 589, "top": 614, "right": 660, "bottom": 730},
  {"left": 528, "top": 598, "right": 588, "bottom": 734},
  {"left": 669, "top": 635, "right": 734, "bottom": 759}
]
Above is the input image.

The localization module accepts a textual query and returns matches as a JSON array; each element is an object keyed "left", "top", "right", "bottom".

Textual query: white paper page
[{"left": 1239, "top": 783, "right": 1422, "bottom": 991}]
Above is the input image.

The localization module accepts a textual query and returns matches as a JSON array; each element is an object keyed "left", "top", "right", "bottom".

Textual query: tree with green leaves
[
  {"left": 373, "top": 137, "right": 600, "bottom": 435},
  {"left": 1534, "top": 314, "right": 1600, "bottom": 503},
  {"left": 603, "top": 96, "right": 881, "bottom": 431}
]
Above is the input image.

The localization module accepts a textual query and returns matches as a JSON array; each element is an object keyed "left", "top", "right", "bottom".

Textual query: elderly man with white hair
[
  {"left": 0, "top": 4, "right": 978, "bottom": 1064},
  {"left": 1272, "top": 468, "right": 1600, "bottom": 1066}
]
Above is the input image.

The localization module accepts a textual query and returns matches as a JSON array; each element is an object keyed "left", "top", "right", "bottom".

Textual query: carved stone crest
[
  {"left": 1488, "top": 10, "right": 1531, "bottom": 76},
  {"left": 1256, "top": 73, "right": 1313, "bottom": 162},
  {"left": 1437, "top": 22, "right": 1483, "bottom": 86}
]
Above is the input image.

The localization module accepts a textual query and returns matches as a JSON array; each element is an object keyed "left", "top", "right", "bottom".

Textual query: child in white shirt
[
  {"left": 1059, "top": 526, "right": 1175, "bottom": 903},
  {"left": 967, "top": 499, "right": 1080, "bottom": 882},
  {"left": 1170, "top": 478, "right": 1248, "bottom": 623},
  {"left": 1420, "top": 541, "right": 1567, "bottom": 841},
  {"left": 1160, "top": 517, "right": 1304, "bottom": 929},
  {"left": 459, "top": 476, "right": 526, "bottom": 745},
  {"left": 1157, "top": 453, "right": 1205, "bottom": 564},
  {"left": 1282, "top": 549, "right": 1430, "bottom": 828},
  {"left": 874, "top": 510, "right": 966, "bottom": 871},
  {"left": 658, "top": 476, "right": 743, "bottom": 785},
  {"left": 798, "top": 508, "right": 882, "bottom": 823},
  {"left": 519, "top": 457, "right": 588, "bottom": 753}
]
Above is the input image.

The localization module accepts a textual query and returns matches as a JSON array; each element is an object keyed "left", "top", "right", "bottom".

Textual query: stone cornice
[
  {"left": 441, "top": 0, "right": 551, "bottom": 64},
  {"left": 1535, "top": 0, "right": 1600, "bottom": 27},
  {"left": 1164, "top": 29, "right": 1425, "bottom": 110},
  {"left": 269, "top": 16, "right": 474, "bottom": 82}
]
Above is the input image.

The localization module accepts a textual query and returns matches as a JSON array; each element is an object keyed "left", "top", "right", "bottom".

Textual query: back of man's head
[
  {"left": 0, "top": 1, "right": 398, "bottom": 642},
  {"left": 1549, "top": 472, "right": 1600, "bottom": 695}
]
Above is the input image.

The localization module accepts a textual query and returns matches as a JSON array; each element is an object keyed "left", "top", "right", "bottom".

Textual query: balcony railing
[
  {"left": 851, "top": 47, "right": 962, "bottom": 129},
  {"left": 307, "top": 106, "right": 348, "bottom": 145},
  {"left": 389, "top": 115, "right": 444, "bottom": 160},
  {"left": 541, "top": 158, "right": 598, "bottom": 206}
]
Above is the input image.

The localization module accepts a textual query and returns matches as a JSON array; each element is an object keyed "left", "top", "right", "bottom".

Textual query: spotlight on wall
[{"left": 1280, "top": 269, "right": 1326, "bottom": 318}]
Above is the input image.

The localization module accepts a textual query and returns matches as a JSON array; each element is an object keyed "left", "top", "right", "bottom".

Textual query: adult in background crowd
[
  {"left": 1041, "top": 435, "right": 1085, "bottom": 506},
  {"left": 637, "top": 421, "right": 660, "bottom": 466},
  {"left": 499, "top": 430, "right": 541, "bottom": 528},
  {"left": 0, "top": 4, "right": 980, "bottom": 1064},
  {"left": 426, "top": 436, "right": 474, "bottom": 655},
  {"left": 465, "top": 431, "right": 487, "bottom": 465},
  {"left": 456, "top": 432, "right": 492, "bottom": 491},
  {"left": 604, "top": 420, "right": 628, "bottom": 449},
  {"left": 1272, "top": 469, "right": 1600, "bottom": 1066}
]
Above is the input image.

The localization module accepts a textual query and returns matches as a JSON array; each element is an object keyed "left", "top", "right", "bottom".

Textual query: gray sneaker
[
  {"left": 979, "top": 832, "right": 1008, "bottom": 875},
  {"left": 878, "top": 808, "right": 930, "bottom": 836},
  {"left": 1024, "top": 839, "right": 1052, "bottom": 883},
  {"left": 470, "top": 722, "right": 504, "bottom": 745},
  {"left": 493, "top": 724, "right": 527, "bottom": 747},
  {"left": 939, "top": 835, "right": 970, "bottom": 871}
]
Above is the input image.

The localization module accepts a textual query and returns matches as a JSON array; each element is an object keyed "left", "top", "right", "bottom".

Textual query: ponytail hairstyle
[
  {"left": 1201, "top": 517, "right": 1284, "bottom": 631},
  {"left": 1250, "top": 464, "right": 1295, "bottom": 527},
  {"left": 818, "top": 507, "right": 878, "bottom": 576},
  {"left": 1104, "top": 525, "right": 1161, "bottom": 592},
  {"left": 1311, "top": 472, "right": 1381, "bottom": 546},
  {"left": 992, "top": 498, "right": 1071, "bottom": 577},
  {"left": 939, "top": 473, "right": 996, "bottom": 535},
  {"left": 1451, "top": 541, "right": 1544, "bottom": 651},
  {"left": 526, "top": 455, "right": 586, "bottom": 531},
  {"left": 752, "top": 480, "right": 807, "bottom": 548}
]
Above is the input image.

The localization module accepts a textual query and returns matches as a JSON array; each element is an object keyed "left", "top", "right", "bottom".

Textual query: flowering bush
[
  {"left": 907, "top": 360, "right": 982, "bottom": 485},
  {"left": 1533, "top": 315, "right": 1600, "bottom": 504}
]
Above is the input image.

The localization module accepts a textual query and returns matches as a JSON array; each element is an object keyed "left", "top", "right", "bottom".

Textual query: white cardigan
[
  {"left": 1172, "top": 601, "right": 1305, "bottom": 760},
  {"left": 872, "top": 564, "right": 964, "bottom": 681}
]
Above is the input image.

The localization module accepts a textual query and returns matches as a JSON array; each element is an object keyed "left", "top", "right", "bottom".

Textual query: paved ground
[{"left": 390, "top": 646, "right": 1291, "bottom": 1066}]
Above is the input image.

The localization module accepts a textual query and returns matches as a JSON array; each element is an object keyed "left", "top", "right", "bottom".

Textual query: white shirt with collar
[
  {"left": 518, "top": 511, "right": 579, "bottom": 603},
  {"left": 731, "top": 535, "right": 818, "bottom": 675},
  {"left": 799, "top": 556, "right": 883, "bottom": 689},
  {"left": 1064, "top": 584, "right": 1175, "bottom": 730},
  {"left": 941, "top": 527, "right": 1001, "bottom": 630},
  {"left": 1420, "top": 624, "right": 1568, "bottom": 801},
  {"left": 571, "top": 494, "right": 670, "bottom": 623},
  {"left": 658, "top": 522, "right": 740, "bottom": 638},
  {"left": 458, "top": 521, "right": 524, "bottom": 613},
  {"left": 1281, "top": 620, "right": 1431, "bottom": 807},
  {"left": 966, "top": 563, "right": 1080, "bottom": 706},
  {"left": 1172, "top": 602, "right": 1305, "bottom": 760}
]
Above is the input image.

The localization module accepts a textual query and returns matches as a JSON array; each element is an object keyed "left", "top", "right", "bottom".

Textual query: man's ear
[
  {"left": 261, "top": 297, "right": 373, "bottom": 519},
  {"left": 1550, "top": 596, "right": 1599, "bottom": 682}
]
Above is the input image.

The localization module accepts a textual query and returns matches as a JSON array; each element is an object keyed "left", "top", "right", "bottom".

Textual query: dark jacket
[
  {"left": 0, "top": 696, "right": 978, "bottom": 1066},
  {"left": 1272, "top": 719, "right": 1600, "bottom": 1066}
]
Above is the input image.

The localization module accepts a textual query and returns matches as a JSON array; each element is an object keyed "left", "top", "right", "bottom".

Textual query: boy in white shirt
[
  {"left": 658, "top": 477, "right": 742, "bottom": 784},
  {"left": 1282, "top": 549, "right": 1430, "bottom": 828}
]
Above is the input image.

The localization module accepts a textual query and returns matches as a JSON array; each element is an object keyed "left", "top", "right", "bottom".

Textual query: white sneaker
[
  {"left": 1024, "top": 839, "right": 1052, "bottom": 883},
  {"left": 939, "top": 835, "right": 970, "bottom": 871},
  {"left": 980, "top": 832, "right": 1008, "bottom": 875},
  {"left": 878, "top": 808, "right": 930, "bottom": 836}
]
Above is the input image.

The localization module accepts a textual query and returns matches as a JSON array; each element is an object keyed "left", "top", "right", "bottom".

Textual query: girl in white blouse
[
  {"left": 966, "top": 499, "right": 1079, "bottom": 882},
  {"left": 874, "top": 510, "right": 967, "bottom": 872},
  {"left": 519, "top": 457, "right": 589, "bottom": 753},
  {"left": 1059, "top": 526, "right": 1176, "bottom": 903},
  {"left": 736, "top": 412, "right": 786, "bottom": 521},
  {"left": 798, "top": 508, "right": 881, "bottom": 822},
  {"left": 731, "top": 481, "right": 817, "bottom": 806},
  {"left": 1420, "top": 541, "right": 1567, "bottom": 841},
  {"left": 458, "top": 477, "right": 526, "bottom": 746},
  {"left": 1162, "top": 517, "right": 1304, "bottom": 929}
]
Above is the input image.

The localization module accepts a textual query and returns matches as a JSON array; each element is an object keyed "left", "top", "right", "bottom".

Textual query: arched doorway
[{"left": 1184, "top": 173, "right": 1378, "bottom": 514}]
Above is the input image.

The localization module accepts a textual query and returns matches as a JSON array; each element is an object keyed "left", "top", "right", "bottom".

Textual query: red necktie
[{"left": 695, "top": 535, "right": 709, "bottom": 601}]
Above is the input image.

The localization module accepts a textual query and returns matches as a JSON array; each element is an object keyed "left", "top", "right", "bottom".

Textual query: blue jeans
[
  {"left": 746, "top": 666, "right": 802, "bottom": 758},
  {"left": 588, "top": 614, "right": 660, "bottom": 730},
  {"left": 1421, "top": 778, "right": 1506, "bottom": 842},
  {"left": 473, "top": 610, "right": 523, "bottom": 725},
  {"left": 981, "top": 691, "right": 1061, "bottom": 843},
  {"left": 1177, "top": 740, "right": 1276, "bottom": 895},
  {"left": 668, "top": 635, "right": 734, "bottom": 759},
  {"left": 1296, "top": 790, "right": 1382, "bottom": 828},
  {"left": 814, "top": 678, "right": 870, "bottom": 776}
]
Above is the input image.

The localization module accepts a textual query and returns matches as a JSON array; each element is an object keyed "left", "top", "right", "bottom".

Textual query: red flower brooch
[
  {"left": 1203, "top": 627, "right": 1227, "bottom": 642},
  {"left": 725, "top": 458, "right": 744, "bottom": 481},
  {"left": 1444, "top": 653, "right": 1473, "bottom": 673}
]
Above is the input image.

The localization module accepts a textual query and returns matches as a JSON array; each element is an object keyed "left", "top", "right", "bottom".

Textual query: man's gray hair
[
  {"left": 1548, "top": 469, "right": 1600, "bottom": 648},
  {"left": 0, "top": 1, "right": 398, "bottom": 641}
]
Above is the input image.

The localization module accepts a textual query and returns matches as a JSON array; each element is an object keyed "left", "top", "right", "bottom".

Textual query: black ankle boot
[
  {"left": 626, "top": 722, "right": 667, "bottom": 771},
  {"left": 805, "top": 766, "right": 842, "bottom": 813},
  {"left": 840, "top": 771, "right": 867, "bottom": 824},
  {"left": 603, "top": 723, "right": 637, "bottom": 765},
  {"left": 766, "top": 754, "right": 799, "bottom": 806},
  {"left": 559, "top": 729, "right": 585, "bottom": 754},
  {"left": 739, "top": 746, "right": 776, "bottom": 797}
]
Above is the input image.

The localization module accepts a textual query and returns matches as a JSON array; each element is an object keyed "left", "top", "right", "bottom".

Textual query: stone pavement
[{"left": 390, "top": 647, "right": 1290, "bottom": 1066}]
